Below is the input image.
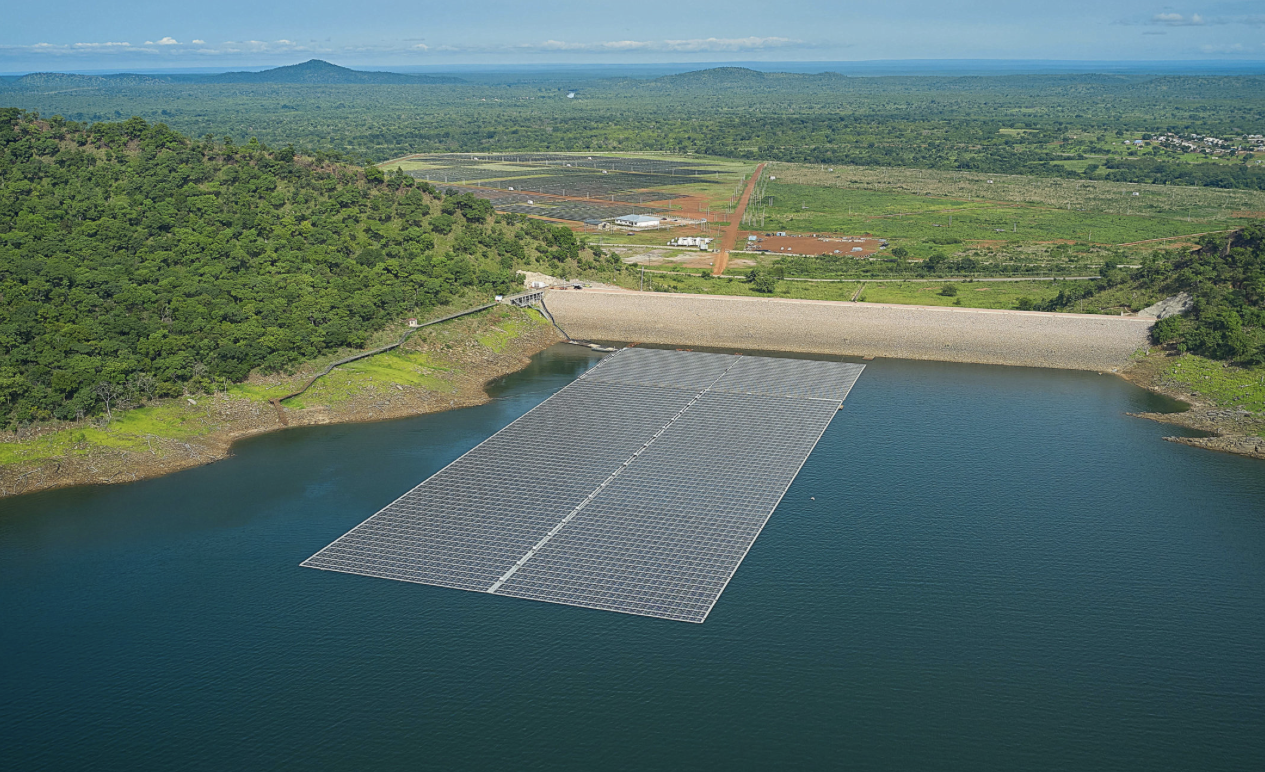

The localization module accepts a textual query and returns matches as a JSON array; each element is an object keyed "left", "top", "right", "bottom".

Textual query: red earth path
[{"left": 713, "top": 163, "right": 765, "bottom": 275}]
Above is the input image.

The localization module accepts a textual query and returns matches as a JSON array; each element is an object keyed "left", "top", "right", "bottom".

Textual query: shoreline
[
  {"left": 0, "top": 308, "right": 564, "bottom": 500},
  {"left": 1120, "top": 351, "right": 1265, "bottom": 461},
  {"left": 4, "top": 296, "right": 1259, "bottom": 500},
  {"left": 553, "top": 289, "right": 1261, "bottom": 461}
]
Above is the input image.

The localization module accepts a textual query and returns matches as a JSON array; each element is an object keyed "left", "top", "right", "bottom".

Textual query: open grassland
[
  {"left": 858, "top": 280, "right": 1069, "bottom": 309},
  {"left": 1163, "top": 355, "right": 1265, "bottom": 416},
  {"left": 771, "top": 163, "right": 1265, "bottom": 221},
  {"left": 611, "top": 271, "right": 859, "bottom": 301},
  {"left": 606, "top": 269, "right": 1102, "bottom": 310},
  {"left": 757, "top": 181, "right": 1239, "bottom": 246}
]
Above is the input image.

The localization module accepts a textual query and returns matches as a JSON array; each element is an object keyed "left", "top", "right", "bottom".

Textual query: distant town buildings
[{"left": 1141, "top": 132, "right": 1263, "bottom": 156}]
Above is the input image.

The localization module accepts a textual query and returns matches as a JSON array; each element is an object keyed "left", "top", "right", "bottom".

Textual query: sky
[{"left": 2, "top": 0, "right": 1264, "bottom": 73}]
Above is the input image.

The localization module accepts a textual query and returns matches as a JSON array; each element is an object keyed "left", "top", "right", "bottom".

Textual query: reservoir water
[{"left": 2, "top": 344, "right": 1263, "bottom": 771}]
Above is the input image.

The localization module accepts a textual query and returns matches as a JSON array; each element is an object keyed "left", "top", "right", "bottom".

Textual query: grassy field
[
  {"left": 1163, "top": 355, "right": 1265, "bottom": 415},
  {"left": 756, "top": 181, "right": 1239, "bottom": 247},
  {"left": 604, "top": 269, "right": 1103, "bottom": 309},
  {"left": 612, "top": 271, "right": 860, "bottom": 301},
  {"left": 771, "top": 163, "right": 1265, "bottom": 220},
  {"left": 858, "top": 280, "right": 1069, "bottom": 309}
]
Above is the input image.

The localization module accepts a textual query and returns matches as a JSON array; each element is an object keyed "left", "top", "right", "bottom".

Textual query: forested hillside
[
  {"left": 5, "top": 69, "right": 1264, "bottom": 190},
  {"left": 1040, "top": 225, "right": 1264, "bottom": 363},
  {"left": 1150, "top": 226, "right": 1265, "bottom": 363},
  {"left": 0, "top": 109, "right": 602, "bottom": 427}
]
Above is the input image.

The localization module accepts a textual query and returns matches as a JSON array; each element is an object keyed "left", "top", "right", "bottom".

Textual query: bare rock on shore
[
  {"left": 1122, "top": 350, "right": 1265, "bottom": 462},
  {"left": 1138, "top": 292, "right": 1194, "bottom": 320}
]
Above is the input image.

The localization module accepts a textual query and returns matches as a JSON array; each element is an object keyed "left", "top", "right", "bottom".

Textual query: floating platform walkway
[{"left": 302, "top": 348, "right": 864, "bottom": 622}]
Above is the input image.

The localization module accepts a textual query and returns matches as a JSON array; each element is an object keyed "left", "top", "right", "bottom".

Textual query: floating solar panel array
[{"left": 302, "top": 348, "right": 865, "bottom": 622}]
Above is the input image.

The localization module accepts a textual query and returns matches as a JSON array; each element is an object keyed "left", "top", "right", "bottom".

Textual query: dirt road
[{"left": 714, "top": 163, "right": 765, "bottom": 275}]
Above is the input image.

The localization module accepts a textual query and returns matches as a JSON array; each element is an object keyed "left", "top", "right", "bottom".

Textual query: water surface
[{"left": 2, "top": 345, "right": 1263, "bottom": 771}]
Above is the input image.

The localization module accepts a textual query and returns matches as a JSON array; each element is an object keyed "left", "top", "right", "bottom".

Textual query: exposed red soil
[
  {"left": 715, "top": 163, "right": 765, "bottom": 275},
  {"left": 742, "top": 232, "right": 883, "bottom": 258}
]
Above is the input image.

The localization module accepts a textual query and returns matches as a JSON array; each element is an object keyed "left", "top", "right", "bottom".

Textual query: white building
[
  {"left": 614, "top": 214, "right": 661, "bottom": 228},
  {"left": 669, "top": 236, "right": 713, "bottom": 249}
]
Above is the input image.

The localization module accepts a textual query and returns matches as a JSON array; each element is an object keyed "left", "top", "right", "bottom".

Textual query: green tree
[{"left": 746, "top": 267, "right": 779, "bottom": 293}]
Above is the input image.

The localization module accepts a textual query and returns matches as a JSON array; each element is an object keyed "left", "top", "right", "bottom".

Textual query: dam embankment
[{"left": 545, "top": 289, "right": 1154, "bottom": 372}]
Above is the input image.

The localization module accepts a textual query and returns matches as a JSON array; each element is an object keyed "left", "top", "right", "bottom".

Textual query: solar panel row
[{"left": 302, "top": 348, "right": 865, "bottom": 622}]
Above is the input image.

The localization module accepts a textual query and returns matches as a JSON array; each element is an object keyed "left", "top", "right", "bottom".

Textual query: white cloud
[
  {"left": 1151, "top": 13, "right": 1204, "bottom": 26},
  {"left": 4, "top": 33, "right": 808, "bottom": 61},
  {"left": 438, "top": 36, "right": 803, "bottom": 54},
  {"left": 1199, "top": 42, "right": 1246, "bottom": 53}
]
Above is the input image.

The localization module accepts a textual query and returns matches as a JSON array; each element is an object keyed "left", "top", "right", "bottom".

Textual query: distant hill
[
  {"left": 652, "top": 67, "right": 848, "bottom": 85},
  {"left": 657, "top": 66, "right": 771, "bottom": 83},
  {"left": 199, "top": 60, "right": 464, "bottom": 85},
  {"left": 0, "top": 60, "right": 464, "bottom": 92},
  {"left": 0, "top": 72, "right": 170, "bottom": 92}
]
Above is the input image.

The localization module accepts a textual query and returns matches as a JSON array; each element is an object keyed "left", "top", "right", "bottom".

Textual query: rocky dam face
[{"left": 545, "top": 290, "right": 1154, "bottom": 372}]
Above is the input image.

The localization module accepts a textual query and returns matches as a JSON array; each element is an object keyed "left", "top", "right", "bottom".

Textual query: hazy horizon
[
  {"left": 4, "top": 57, "right": 1265, "bottom": 79},
  {"left": 4, "top": 0, "right": 1265, "bottom": 73}
]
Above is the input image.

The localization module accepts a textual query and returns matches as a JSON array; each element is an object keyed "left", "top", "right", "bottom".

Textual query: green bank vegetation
[
  {"left": 0, "top": 110, "right": 612, "bottom": 431},
  {"left": 1161, "top": 355, "right": 1265, "bottom": 415},
  {"left": 0, "top": 304, "right": 550, "bottom": 466},
  {"left": 857, "top": 280, "right": 1067, "bottom": 309}
]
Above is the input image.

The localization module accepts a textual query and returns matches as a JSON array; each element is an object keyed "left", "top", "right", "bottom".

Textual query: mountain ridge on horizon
[{"left": 0, "top": 59, "right": 466, "bottom": 88}]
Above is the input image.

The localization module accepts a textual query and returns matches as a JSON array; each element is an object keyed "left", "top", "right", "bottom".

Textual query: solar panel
[{"left": 303, "top": 348, "right": 865, "bottom": 622}]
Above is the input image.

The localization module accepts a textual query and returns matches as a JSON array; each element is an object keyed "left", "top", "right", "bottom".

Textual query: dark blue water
[{"left": 3, "top": 345, "right": 1264, "bottom": 771}]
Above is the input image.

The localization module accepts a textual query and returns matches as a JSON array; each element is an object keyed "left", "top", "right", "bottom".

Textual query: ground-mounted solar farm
[{"left": 382, "top": 152, "right": 754, "bottom": 228}]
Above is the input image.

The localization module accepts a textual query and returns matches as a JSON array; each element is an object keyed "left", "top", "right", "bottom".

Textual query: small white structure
[
  {"left": 669, "top": 236, "right": 713, "bottom": 249},
  {"left": 407, "top": 318, "right": 419, "bottom": 327},
  {"left": 614, "top": 214, "right": 661, "bottom": 228}
]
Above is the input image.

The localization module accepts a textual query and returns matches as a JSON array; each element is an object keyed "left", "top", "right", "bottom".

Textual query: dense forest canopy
[
  {"left": 3, "top": 68, "right": 1262, "bottom": 189},
  {"left": 0, "top": 109, "right": 604, "bottom": 427},
  {"left": 1149, "top": 226, "right": 1265, "bottom": 364}
]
